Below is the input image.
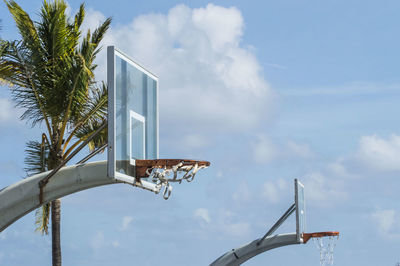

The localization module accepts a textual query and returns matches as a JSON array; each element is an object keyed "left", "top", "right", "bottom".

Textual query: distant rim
[{"left": 302, "top": 231, "right": 340, "bottom": 243}]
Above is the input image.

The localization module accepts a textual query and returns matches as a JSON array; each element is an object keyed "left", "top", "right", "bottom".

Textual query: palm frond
[
  {"left": 73, "top": 4, "right": 85, "bottom": 30},
  {"left": 90, "top": 17, "right": 111, "bottom": 48},
  {"left": 58, "top": 17, "right": 111, "bottom": 142},
  {"left": 0, "top": 41, "right": 16, "bottom": 86},
  {"left": 38, "top": 0, "right": 78, "bottom": 59},
  {"left": 56, "top": 52, "right": 94, "bottom": 149},
  {"left": 25, "top": 139, "right": 51, "bottom": 235},
  {"left": 35, "top": 203, "right": 50, "bottom": 235},
  {"left": 0, "top": 40, "right": 54, "bottom": 135},
  {"left": 81, "top": 17, "right": 111, "bottom": 66},
  {"left": 63, "top": 117, "right": 107, "bottom": 158},
  {"left": 0, "top": 40, "right": 31, "bottom": 87},
  {"left": 74, "top": 119, "right": 108, "bottom": 152},
  {"left": 63, "top": 82, "right": 107, "bottom": 152},
  {"left": 24, "top": 139, "right": 49, "bottom": 176},
  {"left": 5, "top": 1, "right": 41, "bottom": 55}
]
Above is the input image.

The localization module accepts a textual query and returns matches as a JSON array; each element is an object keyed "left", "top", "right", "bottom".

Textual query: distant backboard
[
  {"left": 107, "top": 46, "right": 159, "bottom": 191},
  {"left": 295, "top": 179, "right": 306, "bottom": 243}
]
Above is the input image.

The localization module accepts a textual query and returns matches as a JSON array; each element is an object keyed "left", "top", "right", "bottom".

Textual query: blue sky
[{"left": 1, "top": 0, "right": 400, "bottom": 265}]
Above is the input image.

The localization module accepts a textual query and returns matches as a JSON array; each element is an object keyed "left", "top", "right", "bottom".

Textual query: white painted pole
[{"left": 0, "top": 161, "right": 119, "bottom": 232}]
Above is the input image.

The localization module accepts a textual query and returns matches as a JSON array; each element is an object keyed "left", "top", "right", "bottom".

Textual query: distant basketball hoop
[{"left": 210, "top": 180, "right": 340, "bottom": 266}]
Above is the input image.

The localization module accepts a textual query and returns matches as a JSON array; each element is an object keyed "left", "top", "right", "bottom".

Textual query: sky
[{"left": 1, "top": 0, "right": 400, "bottom": 265}]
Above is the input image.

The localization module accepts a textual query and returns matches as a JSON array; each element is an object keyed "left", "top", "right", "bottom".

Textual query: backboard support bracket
[{"left": 257, "top": 203, "right": 295, "bottom": 246}]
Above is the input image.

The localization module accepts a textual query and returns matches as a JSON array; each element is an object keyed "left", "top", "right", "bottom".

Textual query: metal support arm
[
  {"left": 0, "top": 161, "right": 120, "bottom": 232},
  {"left": 210, "top": 233, "right": 298, "bottom": 266},
  {"left": 211, "top": 203, "right": 300, "bottom": 266},
  {"left": 257, "top": 203, "right": 295, "bottom": 245}
]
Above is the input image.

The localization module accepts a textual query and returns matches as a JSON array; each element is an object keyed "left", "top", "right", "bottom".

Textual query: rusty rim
[
  {"left": 302, "top": 231, "right": 339, "bottom": 243},
  {"left": 135, "top": 159, "right": 210, "bottom": 178}
]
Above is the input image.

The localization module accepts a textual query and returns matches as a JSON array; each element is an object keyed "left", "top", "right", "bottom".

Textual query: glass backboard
[
  {"left": 107, "top": 46, "right": 159, "bottom": 191},
  {"left": 295, "top": 179, "right": 306, "bottom": 243}
]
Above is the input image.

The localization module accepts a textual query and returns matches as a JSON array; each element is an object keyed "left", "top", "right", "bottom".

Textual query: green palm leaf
[
  {"left": 24, "top": 139, "right": 49, "bottom": 176},
  {"left": 35, "top": 203, "right": 50, "bottom": 235},
  {"left": 24, "top": 139, "right": 51, "bottom": 234}
]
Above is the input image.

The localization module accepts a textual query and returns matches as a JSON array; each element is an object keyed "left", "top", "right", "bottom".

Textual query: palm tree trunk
[{"left": 51, "top": 199, "right": 62, "bottom": 266}]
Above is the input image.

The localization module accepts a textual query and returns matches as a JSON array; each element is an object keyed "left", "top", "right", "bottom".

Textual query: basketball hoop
[
  {"left": 135, "top": 159, "right": 210, "bottom": 199},
  {"left": 302, "top": 232, "right": 339, "bottom": 266}
]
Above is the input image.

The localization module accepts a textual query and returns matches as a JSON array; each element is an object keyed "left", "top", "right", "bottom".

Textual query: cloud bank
[
  {"left": 371, "top": 209, "right": 400, "bottom": 239},
  {"left": 84, "top": 4, "right": 273, "bottom": 132},
  {"left": 252, "top": 135, "right": 314, "bottom": 164},
  {"left": 356, "top": 134, "right": 400, "bottom": 172}
]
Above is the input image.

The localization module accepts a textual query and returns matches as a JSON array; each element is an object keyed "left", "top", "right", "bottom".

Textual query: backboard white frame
[
  {"left": 295, "top": 179, "right": 306, "bottom": 243},
  {"left": 107, "top": 46, "right": 159, "bottom": 192}
]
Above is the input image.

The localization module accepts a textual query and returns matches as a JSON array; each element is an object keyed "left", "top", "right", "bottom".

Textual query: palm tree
[{"left": 0, "top": 1, "right": 111, "bottom": 265}]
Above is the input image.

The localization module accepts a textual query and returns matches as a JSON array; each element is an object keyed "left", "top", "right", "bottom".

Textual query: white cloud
[
  {"left": 111, "top": 241, "right": 120, "bottom": 248},
  {"left": 281, "top": 81, "right": 400, "bottom": 97},
  {"left": 182, "top": 134, "right": 209, "bottom": 149},
  {"left": 261, "top": 178, "right": 288, "bottom": 203},
  {"left": 0, "top": 98, "right": 18, "bottom": 124},
  {"left": 194, "top": 208, "right": 211, "bottom": 224},
  {"left": 232, "top": 181, "right": 252, "bottom": 203},
  {"left": 216, "top": 171, "right": 223, "bottom": 179},
  {"left": 217, "top": 210, "right": 251, "bottom": 237},
  {"left": 82, "top": 8, "right": 107, "bottom": 32},
  {"left": 371, "top": 209, "right": 400, "bottom": 239},
  {"left": 68, "top": 243, "right": 78, "bottom": 250},
  {"left": 84, "top": 4, "right": 273, "bottom": 132},
  {"left": 90, "top": 231, "right": 105, "bottom": 250},
  {"left": 285, "top": 140, "right": 314, "bottom": 158},
  {"left": 121, "top": 216, "right": 133, "bottom": 231},
  {"left": 192, "top": 5, "right": 243, "bottom": 51},
  {"left": 222, "top": 222, "right": 251, "bottom": 237},
  {"left": 91, "top": 231, "right": 122, "bottom": 251},
  {"left": 194, "top": 208, "right": 250, "bottom": 237},
  {"left": 356, "top": 134, "right": 400, "bottom": 172},
  {"left": 372, "top": 209, "right": 395, "bottom": 234},
  {"left": 327, "top": 160, "right": 350, "bottom": 177},
  {"left": 253, "top": 135, "right": 314, "bottom": 164},
  {"left": 253, "top": 135, "right": 278, "bottom": 164},
  {"left": 304, "top": 172, "right": 347, "bottom": 207},
  {"left": 0, "top": 231, "right": 6, "bottom": 240},
  {"left": 193, "top": 208, "right": 253, "bottom": 239}
]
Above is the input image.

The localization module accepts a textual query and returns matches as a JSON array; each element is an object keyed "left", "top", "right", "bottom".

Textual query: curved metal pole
[
  {"left": 210, "top": 233, "right": 299, "bottom": 266},
  {"left": 0, "top": 161, "right": 130, "bottom": 232}
]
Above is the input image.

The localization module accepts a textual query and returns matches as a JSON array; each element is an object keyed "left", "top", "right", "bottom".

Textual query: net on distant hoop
[{"left": 303, "top": 231, "right": 339, "bottom": 266}]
